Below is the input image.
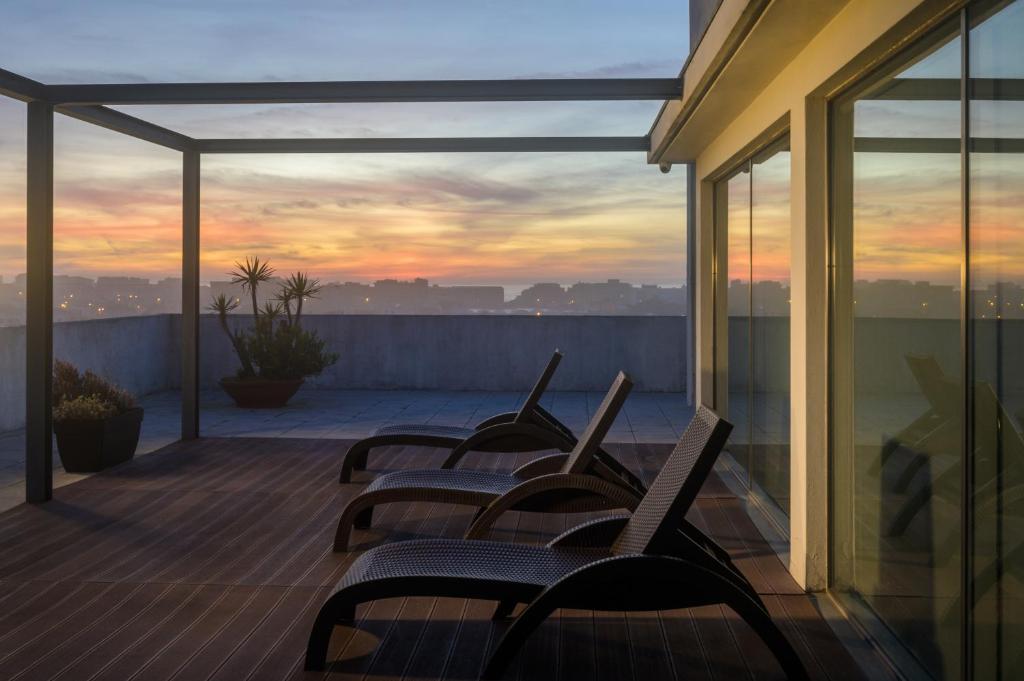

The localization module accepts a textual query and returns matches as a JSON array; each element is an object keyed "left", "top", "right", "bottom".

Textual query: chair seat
[
  {"left": 373, "top": 423, "right": 476, "bottom": 439},
  {"left": 364, "top": 469, "right": 522, "bottom": 497},
  {"left": 337, "top": 539, "right": 607, "bottom": 594}
]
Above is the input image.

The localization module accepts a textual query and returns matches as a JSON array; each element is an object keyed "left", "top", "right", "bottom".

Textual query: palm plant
[
  {"left": 209, "top": 293, "right": 255, "bottom": 376},
  {"left": 210, "top": 258, "right": 337, "bottom": 382},
  {"left": 282, "top": 272, "right": 322, "bottom": 325},
  {"left": 230, "top": 256, "right": 275, "bottom": 317}
]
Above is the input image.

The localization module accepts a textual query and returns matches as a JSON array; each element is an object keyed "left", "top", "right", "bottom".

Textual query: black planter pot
[{"left": 53, "top": 407, "right": 144, "bottom": 473}]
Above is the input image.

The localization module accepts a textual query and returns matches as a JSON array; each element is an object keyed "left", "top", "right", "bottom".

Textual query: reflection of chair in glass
[
  {"left": 887, "top": 382, "right": 1024, "bottom": 537},
  {"left": 339, "top": 350, "right": 577, "bottom": 482},
  {"left": 872, "top": 354, "right": 960, "bottom": 494},
  {"left": 306, "top": 407, "right": 810, "bottom": 681}
]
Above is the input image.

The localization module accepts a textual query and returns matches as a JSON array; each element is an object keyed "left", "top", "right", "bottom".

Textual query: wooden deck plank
[{"left": 0, "top": 436, "right": 879, "bottom": 681}]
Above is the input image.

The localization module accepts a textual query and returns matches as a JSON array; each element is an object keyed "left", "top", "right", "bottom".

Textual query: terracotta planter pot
[
  {"left": 219, "top": 377, "right": 304, "bottom": 408},
  {"left": 53, "top": 407, "right": 144, "bottom": 473}
]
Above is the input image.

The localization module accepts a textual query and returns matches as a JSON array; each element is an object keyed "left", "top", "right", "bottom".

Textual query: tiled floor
[{"left": 0, "top": 388, "right": 691, "bottom": 512}]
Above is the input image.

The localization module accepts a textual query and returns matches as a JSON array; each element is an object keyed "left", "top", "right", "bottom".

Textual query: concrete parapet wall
[{"left": 199, "top": 314, "right": 688, "bottom": 392}]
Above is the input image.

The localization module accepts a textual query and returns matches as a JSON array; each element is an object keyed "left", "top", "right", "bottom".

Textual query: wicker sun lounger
[
  {"left": 339, "top": 350, "right": 577, "bottom": 482},
  {"left": 307, "top": 406, "right": 809, "bottom": 680},
  {"left": 333, "top": 371, "right": 646, "bottom": 551}
]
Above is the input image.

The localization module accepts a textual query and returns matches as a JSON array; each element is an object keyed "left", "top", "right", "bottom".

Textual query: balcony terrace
[{"left": 0, "top": 435, "right": 885, "bottom": 681}]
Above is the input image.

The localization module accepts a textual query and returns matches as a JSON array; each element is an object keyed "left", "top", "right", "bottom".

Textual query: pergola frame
[{"left": 1, "top": 66, "right": 684, "bottom": 503}]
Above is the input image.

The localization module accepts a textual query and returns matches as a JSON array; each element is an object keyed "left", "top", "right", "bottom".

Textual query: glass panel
[
  {"left": 832, "top": 23, "right": 962, "bottom": 680},
  {"left": 725, "top": 166, "right": 752, "bottom": 476},
  {"left": 52, "top": 116, "right": 182, "bottom": 484},
  {"left": 0, "top": 96, "right": 26, "bottom": 512},
  {"left": 751, "top": 141, "right": 791, "bottom": 515},
  {"left": 197, "top": 152, "right": 685, "bottom": 438},
  {"left": 969, "top": 2, "right": 1024, "bottom": 679}
]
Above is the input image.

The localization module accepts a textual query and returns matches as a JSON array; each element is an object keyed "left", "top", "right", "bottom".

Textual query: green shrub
[
  {"left": 53, "top": 395, "right": 119, "bottom": 422},
  {"left": 52, "top": 360, "right": 136, "bottom": 422}
]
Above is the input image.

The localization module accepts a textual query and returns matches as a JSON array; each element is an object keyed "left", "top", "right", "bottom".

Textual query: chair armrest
[
  {"left": 547, "top": 515, "right": 630, "bottom": 548},
  {"left": 511, "top": 453, "right": 569, "bottom": 479},
  {"left": 464, "top": 474, "right": 640, "bottom": 540},
  {"left": 441, "top": 423, "right": 574, "bottom": 469},
  {"left": 474, "top": 411, "right": 519, "bottom": 429}
]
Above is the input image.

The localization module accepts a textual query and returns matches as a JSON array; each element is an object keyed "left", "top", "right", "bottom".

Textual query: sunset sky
[
  {"left": 0, "top": 1, "right": 689, "bottom": 288},
  {"left": 0, "top": 2, "right": 1020, "bottom": 291}
]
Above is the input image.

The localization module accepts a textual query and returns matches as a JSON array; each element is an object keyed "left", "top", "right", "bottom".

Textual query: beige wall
[{"left": 658, "top": 0, "right": 964, "bottom": 589}]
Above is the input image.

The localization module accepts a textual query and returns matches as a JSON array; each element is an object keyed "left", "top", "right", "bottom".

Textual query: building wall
[
  {"left": 658, "top": 0, "right": 962, "bottom": 589},
  {"left": 0, "top": 315, "right": 180, "bottom": 431},
  {"left": 690, "top": 0, "right": 725, "bottom": 51}
]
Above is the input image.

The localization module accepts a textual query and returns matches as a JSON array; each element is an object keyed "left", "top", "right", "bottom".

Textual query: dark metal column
[
  {"left": 181, "top": 150, "right": 200, "bottom": 439},
  {"left": 25, "top": 101, "right": 54, "bottom": 502}
]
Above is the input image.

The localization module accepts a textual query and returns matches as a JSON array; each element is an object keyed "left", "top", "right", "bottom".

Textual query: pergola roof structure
[
  {"left": 1, "top": 68, "right": 682, "bottom": 152},
  {"left": 0, "top": 65, "right": 685, "bottom": 504}
]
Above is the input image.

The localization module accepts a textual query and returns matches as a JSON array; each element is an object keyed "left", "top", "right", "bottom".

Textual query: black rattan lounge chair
[
  {"left": 340, "top": 350, "right": 577, "bottom": 482},
  {"left": 334, "top": 371, "right": 646, "bottom": 551},
  {"left": 307, "top": 406, "right": 809, "bottom": 680}
]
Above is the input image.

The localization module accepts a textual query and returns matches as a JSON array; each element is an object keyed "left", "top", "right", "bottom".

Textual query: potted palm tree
[
  {"left": 211, "top": 257, "right": 338, "bottom": 408},
  {"left": 52, "top": 360, "right": 144, "bottom": 472}
]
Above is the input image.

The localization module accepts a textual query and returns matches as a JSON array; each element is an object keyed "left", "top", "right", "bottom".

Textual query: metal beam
[
  {"left": 26, "top": 101, "right": 54, "bottom": 503},
  {"left": 854, "top": 136, "right": 1024, "bottom": 153},
  {"left": 869, "top": 77, "right": 1024, "bottom": 101},
  {"left": 196, "top": 136, "right": 649, "bottom": 154},
  {"left": 46, "top": 78, "right": 682, "bottom": 105},
  {"left": 0, "top": 67, "right": 48, "bottom": 102},
  {"left": 56, "top": 105, "right": 194, "bottom": 151},
  {"left": 181, "top": 151, "right": 200, "bottom": 440}
]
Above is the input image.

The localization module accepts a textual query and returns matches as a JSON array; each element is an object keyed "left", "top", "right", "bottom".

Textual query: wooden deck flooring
[{"left": 0, "top": 438, "right": 874, "bottom": 681}]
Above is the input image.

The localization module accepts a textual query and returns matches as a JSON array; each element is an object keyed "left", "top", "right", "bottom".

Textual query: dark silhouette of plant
[
  {"left": 282, "top": 272, "right": 322, "bottom": 324},
  {"left": 230, "top": 256, "right": 275, "bottom": 317},
  {"left": 52, "top": 359, "right": 136, "bottom": 422},
  {"left": 208, "top": 293, "right": 255, "bottom": 376},
  {"left": 211, "top": 258, "right": 338, "bottom": 381}
]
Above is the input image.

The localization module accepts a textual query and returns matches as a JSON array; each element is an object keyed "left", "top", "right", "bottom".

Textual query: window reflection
[
  {"left": 832, "top": 23, "right": 962, "bottom": 680},
  {"left": 969, "top": 2, "right": 1024, "bottom": 679},
  {"left": 718, "top": 137, "right": 791, "bottom": 520}
]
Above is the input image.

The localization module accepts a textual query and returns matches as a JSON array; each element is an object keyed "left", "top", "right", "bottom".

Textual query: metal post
[
  {"left": 181, "top": 150, "right": 200, "bottom": 439},
  {"left": 25, "top": 101, "right": 54, "bottom": 502}
]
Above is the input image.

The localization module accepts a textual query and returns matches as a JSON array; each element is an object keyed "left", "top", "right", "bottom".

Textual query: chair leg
[
  {"left": 726, "top": 591, "right": 809, "bottom": 681},
  {"left": 354, "top": 507, "right": 374, "bottom": 529},
  {"left": 339, "top": 444, "right": 371, "bottom": 483},
  {"left": 334, "top": 500, "right": 375, "bottom": 552},
  {"left": 304, "top": 596, "right": 356, "bottom": 671},
  {"left": 491, "top": 599, "right": 517, "bottom": 620},
  {"left": 482, "top": 594, "right": 559, "bottom": 679}
]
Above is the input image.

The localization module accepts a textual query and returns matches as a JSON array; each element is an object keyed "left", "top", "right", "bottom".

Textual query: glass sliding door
[
  {"left": 716, "top": 136, "right": 791, "bottom": 521},
  {"left": 725, "top": 164, "right": 752, "bottom": 479},
  {"left": 751, "top": 140, "right": 792, "bottom": 514},
  {"left": 831, "top": 19, "right": 963, "bottom": 680},
  {"left": 968, "top": 2, "right": 1024, "bottom": 679}
]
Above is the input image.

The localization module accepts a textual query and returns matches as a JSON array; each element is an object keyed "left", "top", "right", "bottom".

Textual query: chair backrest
[
  {"left": 611, "top": 405, "right": 733, "bottom": 556},
  {"left": 905, "top": 354, "right": 959, "bottom": 419},
  {"left": 559, "top": 372, "right": 633, "bottom": 474},
  {"left": 514, "top": 350, "right": 563, "bottom": 424}
]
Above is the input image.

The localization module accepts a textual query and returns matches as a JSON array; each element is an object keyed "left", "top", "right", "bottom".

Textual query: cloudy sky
[{"left": 0, "top": 1, "right": 690, "bottom": 288}]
